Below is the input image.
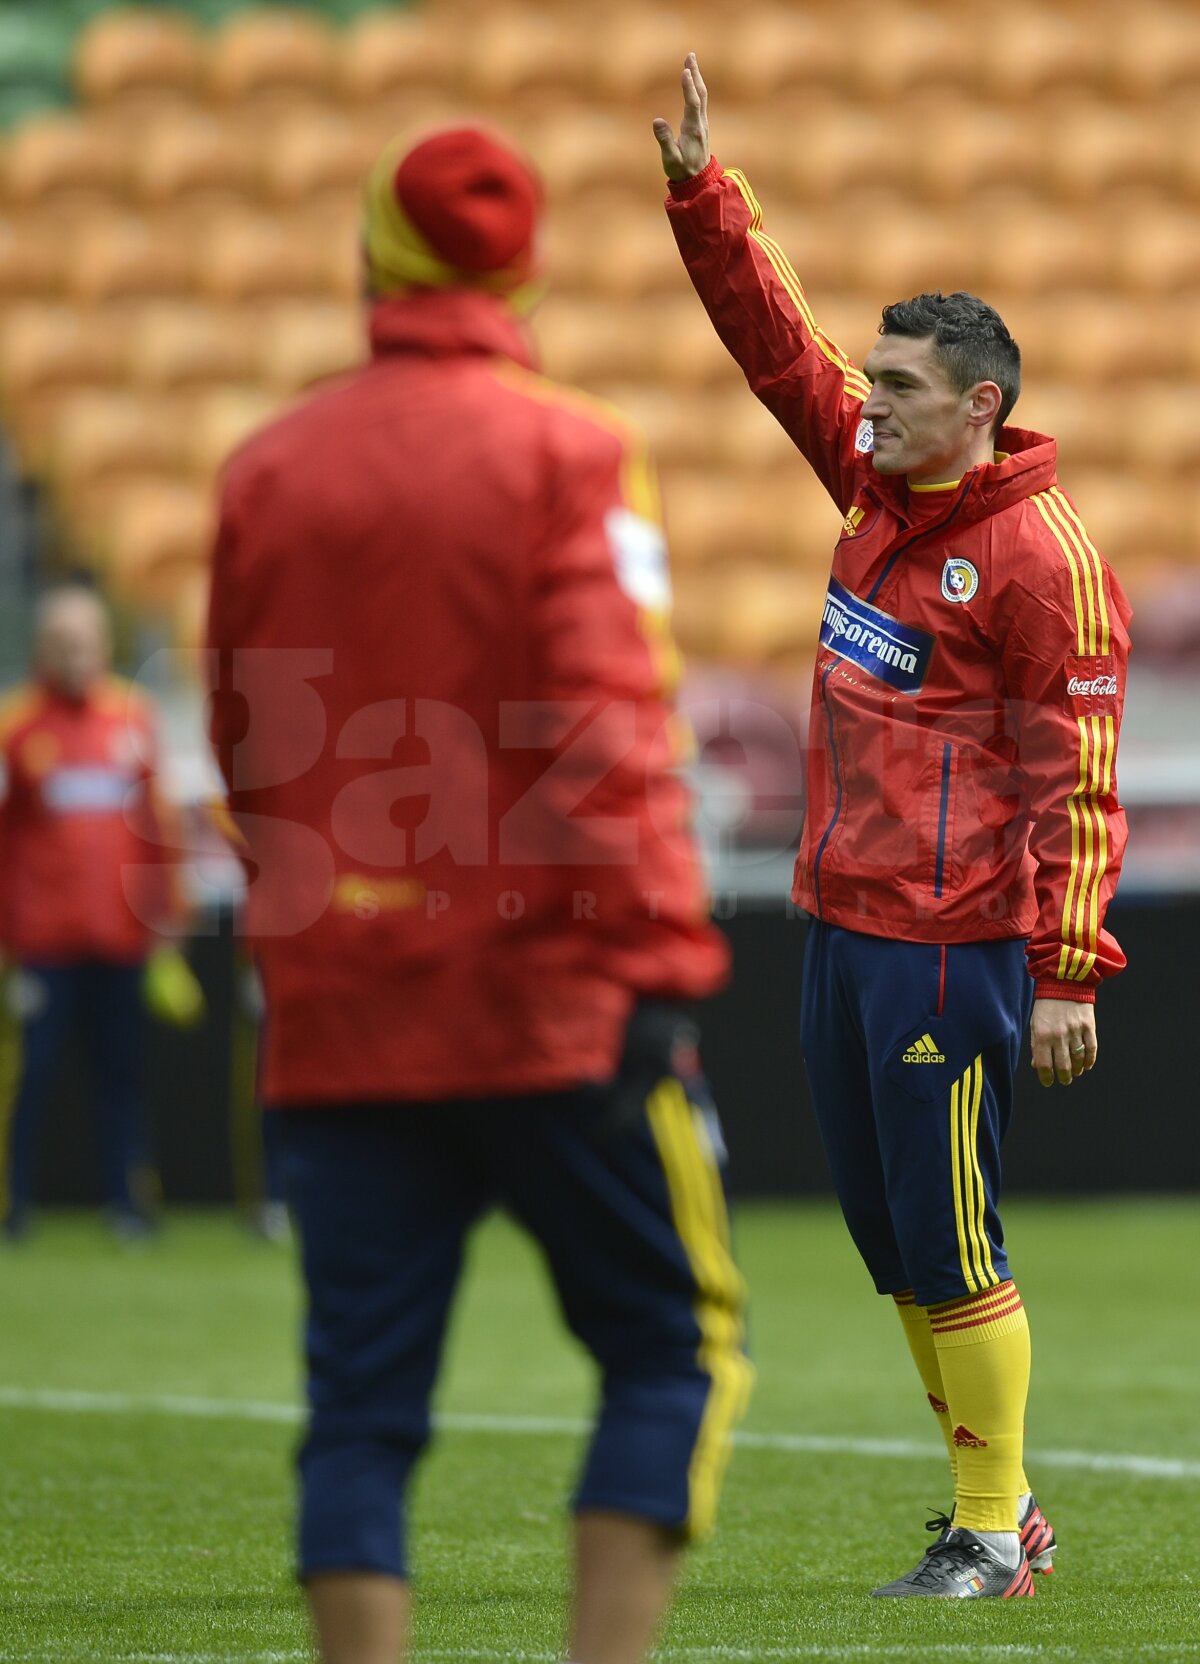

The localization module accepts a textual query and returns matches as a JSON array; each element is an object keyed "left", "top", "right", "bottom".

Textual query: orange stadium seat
[
  {"left": 92, "top": 477, "right": 215, "bottom": 612},
  {"left": 1016, "top": 383, "right": 1123, "bottom": 470},
  {"left": 764, "top": 100, "right": 905, "bottom": 206},
  {"left": 195, "top": 209, "right": 331, "bottom": 303},
  {"left": 530, "top": 109, "right": 662, "bottom": 200},
  {"left": 835, "top": 194, "right": 978, "bottom": 300},
  {"left": 672, "top": 564, "right": 826, "bottom": 664},
  {"left": 129, "top": 110, "right": 257, "bottom": 215},
  {"left": 177, "top": 384, "right": 281, "bottom": 483},
  {"left": 253, "top": 302, "right": 365, "bottom": 394},
  {"left": 567, "top": 198, "right": 684, "bottom": 298},
  {"left": 255, "top": 110, "right": 374, "bottom": 210},
  {"left": 45, "top": 390, "right": 188, "bottom": 529},
  {"left": 1061, "top": 468, "right": 1183, "bottom": 572},
  {"left": 206, "top": 7, "right": 337, "bottom": 102},
  {"left": 1110, "top": 199, "right": 1200, "bottom": 296},
  {"left": 125, "top": 302, "right": 259, "bottom": 393},
  {"left": 902, "top": 94, "right": 1043, "bottom": 203},
  {"left": 336, "top": 7, "right": 465, "bottom": 107},
  {"left": 534, "top": 295, "right": 657, "bottom": 386},
  {"left": 716, "top": 5, "right": 847, "bottom": 101},
  {"left": 646, "top": 295, "right": 746, "bottom": 390},
  {"left": 67, "top": 214, "right": 196, "bottom": 306},
  {"left": 168, "top": 563, "right": 213, "bottom": 667},
  {"left": 1015, "top": 291, "right": 1176, "bottom": 384},
  {"left": 588, "top": 9, "right": 701, "bottom": 104},
  {"left": 460, "top": 8, "right": 588, "bottom": 105},
  {"left": 842, "top": 5, "right": 975, "bottom": 100},
  {"left": 1106, "top": 0, "right": 1200, "bottom": 99},
  {"left": 72, "top": 7, "right": 204, "bottom": 107},
  {"left": 1037, "top": 101, "right": 1172, "bottom": 201},
  {"left": 0, "top": 213, "right": 63, "bottom": 303},
  {"left": 954, "top": 193, "right": 1103, "bottom": 297},
  {"left": 0, "top": 303, "right": 132, "bottom": 470},
  {"left": 1, "top": 112, "right": 129, "bottom": 215},
  {"left": 659, "top": 467, "right": 788, "bottom": 571},
  {"left": 1123, "top": 382, "right": 1200, "bottom": 473},
  {"left": 587, "top": 382, "right": 720, "bottom": 471},
  {"left": 971, "top": 1, "right": 1107, "bottom": 102}
]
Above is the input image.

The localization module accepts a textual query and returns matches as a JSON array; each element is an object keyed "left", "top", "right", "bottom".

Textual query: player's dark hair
[{"left": 879, "top": 291, "right": 1021, "bottom": 433}]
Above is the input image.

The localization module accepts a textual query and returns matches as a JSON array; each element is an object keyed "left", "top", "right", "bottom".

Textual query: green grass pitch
[{"left": 1, "top": 1197, "right": 1197, "bottom": 1662}]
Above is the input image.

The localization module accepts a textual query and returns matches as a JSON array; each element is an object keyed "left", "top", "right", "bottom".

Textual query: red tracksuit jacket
[
  {"left": 207, "top": 289, "right": 728, "bottom": 1104},
  {"left": 0, "top": 677, "right": 177, "bottom": 964},
  {"left": 667, "top": 160, "right": 1131, "bottom": 1001}
]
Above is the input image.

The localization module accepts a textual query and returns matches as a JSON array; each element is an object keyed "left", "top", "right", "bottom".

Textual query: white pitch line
[{"left": 0, "top": 1386, "right": 1197, "bottom": 1481}]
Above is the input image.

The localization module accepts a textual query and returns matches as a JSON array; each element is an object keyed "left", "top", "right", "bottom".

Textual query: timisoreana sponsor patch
[{"left": 819, "top": 576, "right": 935, "bottom": 694}]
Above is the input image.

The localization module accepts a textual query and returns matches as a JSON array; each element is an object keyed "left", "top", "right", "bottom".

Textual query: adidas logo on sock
[
  {"left": 953, "top": 1423, "right": 989, "bottom": 1449},
  {"left": 928, "top": 1392, "right": 949, "bottom": 1414},
  {"left": 903, "top": 1032, "right": 946, "bottom": 1063}
]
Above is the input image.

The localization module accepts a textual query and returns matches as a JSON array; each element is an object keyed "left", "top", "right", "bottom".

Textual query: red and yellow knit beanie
[{"left": 362, "top": 124, "right": 544, "bottom": 310}]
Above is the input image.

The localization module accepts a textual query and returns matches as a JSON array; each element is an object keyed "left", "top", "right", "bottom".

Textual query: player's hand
[
  {"left": 652, "top": 52, "right": 711, "bottom": 181},
  {"left": 1030, "top": 997, "right": 1097, "bottom": 1087}
]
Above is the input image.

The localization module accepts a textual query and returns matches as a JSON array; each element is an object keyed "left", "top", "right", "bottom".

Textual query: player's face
[
  {"left": 36, "top": 597, "right": 111, "bottom": 701},
  {"left": 860, "top": 334, "right": 980, "bottom": 485}
]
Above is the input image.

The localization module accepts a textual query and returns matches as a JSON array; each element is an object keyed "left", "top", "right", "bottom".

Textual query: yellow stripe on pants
[{"left": 645, "top": 1078, "right": 753, "bottom": 1539}]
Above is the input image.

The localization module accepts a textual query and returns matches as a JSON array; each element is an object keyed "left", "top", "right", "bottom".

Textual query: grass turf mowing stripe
[
  {"left": 1, "top": 1386, "right": 1196, "bottom": 1481},
  {"left": 2, "top": 1649, "right": 1199, "bottom": 1662}
]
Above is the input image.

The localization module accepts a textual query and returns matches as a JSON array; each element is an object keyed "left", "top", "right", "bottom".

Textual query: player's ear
[{"left": 967, "top": 380, "right": 1003, "bottom": 430}]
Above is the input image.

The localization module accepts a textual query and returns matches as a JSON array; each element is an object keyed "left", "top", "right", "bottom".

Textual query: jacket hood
[
  {"left": 872, "top": 425, "right": 1059, "bottom": 531},
  {"left": 368, "top": 287, "right": 538, "bottom": 372}
]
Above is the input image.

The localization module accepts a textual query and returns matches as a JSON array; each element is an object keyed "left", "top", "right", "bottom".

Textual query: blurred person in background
[
  {"left": 207, "top": 124, "right": 751, "bottom": 1664},
  {"left": 0, "top": 583, "right": 198, "bottom": 1243},
  {"left": 655, "top": 57, "right": 1130, "bottom": 1599}
]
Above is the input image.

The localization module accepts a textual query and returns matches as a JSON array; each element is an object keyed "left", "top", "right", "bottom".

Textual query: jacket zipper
[
  {"left": 866, "top": 478, "right": 972, "bottom": 605},
  {"left": 812, "top": 479, "right": 973, "bottom": 910},
  {"left": 933, "top": 741, "right": 954, "bottom": 898},
  {"left": 811, "top": 661, "right": 842, "bottom": 919}
]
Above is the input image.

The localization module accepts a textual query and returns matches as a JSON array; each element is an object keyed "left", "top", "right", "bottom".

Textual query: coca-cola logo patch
[{"left": 1065, "top": 655, "right": 1120, "bottom": 707}]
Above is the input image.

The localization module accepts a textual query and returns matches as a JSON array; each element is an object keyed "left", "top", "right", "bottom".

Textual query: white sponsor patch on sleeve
[
  {"left": 605, "top": 506, "right": 672, "bottom": 611},
  {"left": 854, "top": 417, "right": 875, "bottom": 454}
]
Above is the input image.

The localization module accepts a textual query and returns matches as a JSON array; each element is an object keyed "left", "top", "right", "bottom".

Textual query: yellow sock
[
  {"left": 929, "top": 1281, "right": 1031, "bottom": 1533},
  {"left": 892, "top": 1291, "right": 957, "bottom": 1482}
]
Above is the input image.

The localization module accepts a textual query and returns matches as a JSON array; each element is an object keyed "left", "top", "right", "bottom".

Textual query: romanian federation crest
[{"left": 940, "top": 557, "right": 979, "bottom": 603}]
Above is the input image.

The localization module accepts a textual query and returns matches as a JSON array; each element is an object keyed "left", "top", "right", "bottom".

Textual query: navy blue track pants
[
  {"left": 275, "top": 1063, "right": 751, "bottom": 1580},
  {"left": 800, "top": 921, "right": 1034, "bottom": 1306}
]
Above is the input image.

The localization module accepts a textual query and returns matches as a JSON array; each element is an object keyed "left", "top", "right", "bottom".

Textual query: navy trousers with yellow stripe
[
  {"left": 800, "top": 921, "right": 1033, "bottom": 1307},
  {"left": 274, "top": 1041, "right": 751, "bottom": 1581}
]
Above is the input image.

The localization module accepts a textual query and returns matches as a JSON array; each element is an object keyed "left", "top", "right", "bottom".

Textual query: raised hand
[{"left": 652, "top": 52, "right": 711, "bottom": 182}]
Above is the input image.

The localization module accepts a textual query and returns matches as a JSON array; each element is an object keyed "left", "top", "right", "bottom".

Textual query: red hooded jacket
[
  {"left": 0, "top": 677, "right": 179, "bottom": 964},
  {"left": 207, "top": 289, "right": 728, "bottom": 1105},
  {"left": 667, "top": 161, "right": 1131, "bottom": 1000}
]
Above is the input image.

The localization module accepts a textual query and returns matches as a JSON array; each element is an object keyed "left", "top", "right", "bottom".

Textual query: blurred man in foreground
[
  {"left": 655, "top": 57, "right": 1129, "bottom": 1598},
  {"left": 0, "top": 584, "right": 190, "bottom": 1240},
  {"left": 208, "top": 124, "right": 750, "bottom": 1664}
]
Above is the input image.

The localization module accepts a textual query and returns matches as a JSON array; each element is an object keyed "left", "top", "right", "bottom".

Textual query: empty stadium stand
[{"left": 0, "top": 0, "right": 1196, "bottom": 667}]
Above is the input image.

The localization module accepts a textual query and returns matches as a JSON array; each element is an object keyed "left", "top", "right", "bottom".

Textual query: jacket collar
[
  {"left": 368, "top": 288, "right": 538, "bottom": 372},
  {"left": 868, "top": 426, "right": 1058, "bottom": 531}
]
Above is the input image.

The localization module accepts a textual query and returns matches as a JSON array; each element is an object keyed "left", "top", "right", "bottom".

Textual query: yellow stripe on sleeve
[
  {"left": 1058, "top": 719, "right": 1089, "bottom": 980},
  {"left": 646, "top": 1078, "right": 753, "bottom": 1540},
  {"left": 1032, "top": 489, "right": 1114, "bottom": 981},
  {"left": 1050, "top": 489, "right": 1110, "bottom": 655},
  {"left": 1041, "top": 491, "right": 1101, "bottom": 655},
  {"left": 723, "top": 169, "right": 872, "bottom": 404},
  {"left": 1031, "top": 492, "right": 1088, "bottom": 654}
]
